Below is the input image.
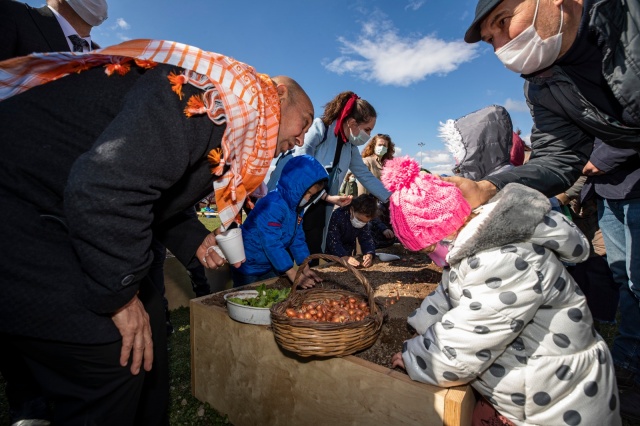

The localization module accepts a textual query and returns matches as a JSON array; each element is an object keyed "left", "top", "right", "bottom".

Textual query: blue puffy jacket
[{"left": 237, "top": 155, "right": 328, "bottom": 275}]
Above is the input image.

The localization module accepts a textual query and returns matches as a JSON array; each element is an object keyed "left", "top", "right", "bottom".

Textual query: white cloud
[
  {"left": 421, "top": 150, "right": 452, "bottom": 164},
  {"left": 117, "top": 34, "right": 131, "bottom": 42},
  {"left": 324, "top": 19, "right": 478, "bottom": 87},
  {"left": 503, "top": 98, "right": 529, "bottom": 113},
  {"left": 405, "top": 0, "right": 425, "bottom": 11},
  {"left": 426, "top": 163, "right": 455, "bottom": 175},
  {"left": 114, "top": 18, "right": 130, "bottom": 30}
]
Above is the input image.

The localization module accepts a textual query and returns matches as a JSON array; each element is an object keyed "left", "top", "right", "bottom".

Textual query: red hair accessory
[{"left": 334, "top": 93, "right": 359, "bottom": 142}]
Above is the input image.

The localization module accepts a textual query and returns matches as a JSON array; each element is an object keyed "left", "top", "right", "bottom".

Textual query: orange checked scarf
[{"left": 0, "top": 39, "right": 280, "bottom": 229}]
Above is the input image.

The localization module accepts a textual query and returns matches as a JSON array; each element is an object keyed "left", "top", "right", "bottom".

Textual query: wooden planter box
[{"left": 191, "top": 287, "right": 475, "bottom": 426}]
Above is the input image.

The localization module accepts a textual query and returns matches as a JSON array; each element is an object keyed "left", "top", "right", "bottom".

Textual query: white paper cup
[{"left": 215, "top": 228, "right": 245, "bottom": 264}]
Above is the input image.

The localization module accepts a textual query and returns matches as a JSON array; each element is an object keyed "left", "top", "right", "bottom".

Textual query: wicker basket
[{"left": 270, "top": 253, "right": 384, "bottom": 357}]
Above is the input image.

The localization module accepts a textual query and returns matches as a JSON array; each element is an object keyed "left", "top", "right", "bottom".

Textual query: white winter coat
[{"left": 402, "top": 184, "right": 621, "bottom": 426}]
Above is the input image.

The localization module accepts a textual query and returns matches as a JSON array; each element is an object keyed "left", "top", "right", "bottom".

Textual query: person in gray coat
[{"left": 438, "top": 104, "right": 515, "bottom": 180}]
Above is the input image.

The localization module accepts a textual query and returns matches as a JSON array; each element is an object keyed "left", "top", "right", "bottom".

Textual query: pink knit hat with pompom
[{"left": 381, "top": 156, "right": 471, "bottom": 251}]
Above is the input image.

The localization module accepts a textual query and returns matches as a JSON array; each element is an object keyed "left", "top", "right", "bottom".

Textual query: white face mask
[
  {"left": 350, "top": 211, "right": 368, "bottom": 229},
  {"left": 349, "top": 127, "right": 370, "bottom": 146},
  {"left": 495, "top": 0, "right": 563, "bottom": 75},
  {"left": 374, "top": 145, "right": 388, "bottom": 156},
  {"left": 348, "top": 176, "right": 356, "bottom": 182}
]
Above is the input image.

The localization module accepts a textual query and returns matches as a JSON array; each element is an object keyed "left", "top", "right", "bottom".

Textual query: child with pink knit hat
[{"left": 383, "top": 156, "right": 620, "bottom": 426}]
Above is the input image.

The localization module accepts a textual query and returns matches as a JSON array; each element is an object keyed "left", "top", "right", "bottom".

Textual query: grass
[{"left": 166, "top": 307, "right": 230, "bottom": 425}]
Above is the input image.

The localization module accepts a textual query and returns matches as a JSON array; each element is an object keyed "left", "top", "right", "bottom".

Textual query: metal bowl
[{"left": 223, "top": 290, "right": 271, "bottom": 325}]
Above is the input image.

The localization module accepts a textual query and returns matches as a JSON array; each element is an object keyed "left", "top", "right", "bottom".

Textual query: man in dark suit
[
  {"left": 0, "top": 0, "right": 107, "bottom": 60},
  {"left": 0, "top": 45, "right": 313, "bottom": 424},
  {"left": 0, "top": 2, "right": 107, "bottom": 424}
]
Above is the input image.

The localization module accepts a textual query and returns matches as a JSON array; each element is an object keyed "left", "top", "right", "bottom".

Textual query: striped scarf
[{"left": 0, "top": 39, "right": 280, "bottom": 229}]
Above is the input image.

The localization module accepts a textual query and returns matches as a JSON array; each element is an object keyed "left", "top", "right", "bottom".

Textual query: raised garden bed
[{"left": 191, "top": 244, "right": 475, "bottom": 425}]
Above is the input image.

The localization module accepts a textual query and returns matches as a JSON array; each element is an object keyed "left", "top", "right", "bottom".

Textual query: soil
[{"left": 201, "top": 244, "right": 441, "bottom": 370}]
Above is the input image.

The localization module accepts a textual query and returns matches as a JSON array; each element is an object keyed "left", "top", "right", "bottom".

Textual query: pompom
[{"left": 381, "top": 156, "right": 421, "bottom": 192}]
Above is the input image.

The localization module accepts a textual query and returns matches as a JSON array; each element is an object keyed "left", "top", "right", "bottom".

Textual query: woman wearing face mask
[
  {"left": 269, "top": 91, "right": 391, "bottom": 262},
  {"left": 357, "top": 134, "right": 395, "bottom": 196},
  {"left": 325, "top": 194, "right": 378, "bottom": 268}
]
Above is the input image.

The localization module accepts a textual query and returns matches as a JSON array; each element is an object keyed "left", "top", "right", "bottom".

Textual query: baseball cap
[{"left": 464, "top": 0, "right": 502, "bottom": 43}]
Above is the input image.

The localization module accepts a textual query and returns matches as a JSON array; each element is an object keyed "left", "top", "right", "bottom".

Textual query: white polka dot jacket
[{"left": 402, "top": 183, "right": 621, "bottom": 426}]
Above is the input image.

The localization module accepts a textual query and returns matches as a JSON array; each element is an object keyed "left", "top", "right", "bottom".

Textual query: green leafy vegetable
[{"left": 227, "top": 284, "right": 290, "bottom": 308}]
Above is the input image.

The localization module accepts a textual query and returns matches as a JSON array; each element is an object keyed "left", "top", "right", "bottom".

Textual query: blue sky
[{"left": 26, "top": 0, "right": 533, "bottom": 175}]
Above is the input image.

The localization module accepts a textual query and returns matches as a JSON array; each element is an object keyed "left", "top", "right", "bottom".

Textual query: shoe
[
  {"left": 615, "top": 365, "right": 636, "bottom": 391},
  {"left": 620, "top": 383, "right": 640, "bottom": 422},
  {"left": 9, "top": 397, "right": 51, "bottom": 426},
  {"left": 11, "top": 420, "right": 51, "bottom": 426}
]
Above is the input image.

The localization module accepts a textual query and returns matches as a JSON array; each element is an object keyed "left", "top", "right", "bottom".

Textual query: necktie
[{"left": 68, "top": 34, "right": 90, "bottom": 52}]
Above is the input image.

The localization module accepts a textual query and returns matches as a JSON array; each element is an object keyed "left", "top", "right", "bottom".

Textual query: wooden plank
[
  {"left": 191, "top": 299, "right": 473, "bottom": 426},
  {"left": 444, "top": 386, "right": 476, "bottom": 426}
]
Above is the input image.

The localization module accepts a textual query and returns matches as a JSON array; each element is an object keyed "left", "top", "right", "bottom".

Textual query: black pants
[{"left": 1, "top": 282, "right": 169, "bottom": 426}]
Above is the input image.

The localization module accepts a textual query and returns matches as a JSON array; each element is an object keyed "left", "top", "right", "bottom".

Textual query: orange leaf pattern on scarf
[
  {"left": 104, "top": 61, "right": 131, "bottom": 76},
  {"left": 167, "top": 71, "right": 188, "bottom": 100},
  {"left": 0, "top": 39, "right": 281, "bottom": 230},
  {"left": 184, "top": 94, "right": 206, "bottom": 118}
]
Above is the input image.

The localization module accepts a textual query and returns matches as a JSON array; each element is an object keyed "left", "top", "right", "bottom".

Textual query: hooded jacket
[
  {"left": 439, "top": 105, "right": 514, "bottom": 181},
  {"left": 237, "top": 155, "right": 328, "bottom": 276},
  {"left": 401, "top": 183, "right": 620, "bottom": 426}
]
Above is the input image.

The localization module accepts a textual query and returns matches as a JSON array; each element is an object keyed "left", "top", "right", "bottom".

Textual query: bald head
[{"left": 271, "top": 76, "right": 314, "bottom": 157}]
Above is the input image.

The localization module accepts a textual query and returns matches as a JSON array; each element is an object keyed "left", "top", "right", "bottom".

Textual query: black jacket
[
  {"left": 0, "top": 0, "right": 99, "bottom": 60},
  {"left": 0, "top": 63, "right": 222, "bottom": 343},
  {"left": 485, "top": 0, "right": 640, "bottom": 197}
]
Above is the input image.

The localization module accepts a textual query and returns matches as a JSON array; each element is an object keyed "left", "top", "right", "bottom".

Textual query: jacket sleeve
[
  {"left": 589, "top": 138, "right": 639, "bottom": 173},
  {"left": 325, "top": 210, "right": 350, "bottom": 257},
  {"left": 485, "top": 82, "right": 594, "bottom": 197},
  {"left": 64, "top": 66, "right": 215, "bottom": 314},
  {"left": 256, "top": 203, "right": 297, "bottom": 274},
  {"left": 290, "top": 221, "right": 311, "bottom": 267},
  {"left": 406, "top": 279, "right": 452, "bottom": 335},
  {"left": 529, "top": 210, "right": 590, "bottom": 264},
  {"left": 357, "top": 224, "right": 376, "bottom": 255},
  {"left": 402, "top": 254, "right": 542, "bottom": 387},
  {"left": 349, "top": 146, "right": 391, "bottom": 201}
]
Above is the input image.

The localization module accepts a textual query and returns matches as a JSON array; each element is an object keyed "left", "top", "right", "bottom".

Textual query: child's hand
[
  {"left": 342, "top": 256, "right": 361, "bottom": 267},
  {"left": 362, "top": 254, "right": 374, "bottom": 268},
  {"left": 383, "top": 229, "right": 395, "bottom": 239},
  {"left": 391, "top": 352, "right": 405, "bottom": 370}
]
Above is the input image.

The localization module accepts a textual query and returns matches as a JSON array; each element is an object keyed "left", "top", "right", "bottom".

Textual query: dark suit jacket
[
  {"left": 0, "top": 0, "right": 99, "bottom": 60},
  {"left": 0, "top": 64, "right": 223, "bottom": 343}
]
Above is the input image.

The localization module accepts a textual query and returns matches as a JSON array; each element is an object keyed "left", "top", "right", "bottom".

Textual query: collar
[{"left": 48, "top": 5, "right": 92, "bottom": 50}]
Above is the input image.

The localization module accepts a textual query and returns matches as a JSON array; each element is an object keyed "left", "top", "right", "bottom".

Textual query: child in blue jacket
[
  {"left": 325, "top": 194, "right": 378, "bottom": 268},
  {"left": 231, "top": 155, "right": 329, "bottom": 288}
]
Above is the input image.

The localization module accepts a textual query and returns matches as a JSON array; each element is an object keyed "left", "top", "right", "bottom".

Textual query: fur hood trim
[{"left": 448, "top": 183, "right": 551, "bottom": 264}]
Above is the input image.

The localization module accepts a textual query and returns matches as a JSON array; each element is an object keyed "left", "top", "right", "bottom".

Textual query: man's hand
[
  {"left": 196, "top": 231, "right": 243, "bottom": 269},
  {"left": 391, "top": 352, "right": 405, "bottom": 369},
  {"left": 111, "top": 295, "right": 153, "bottom": 375},
  {"left": 583, "top": 161, "right": 604, "bottom": 176},
  {"left": 362, "top": 253, "right": 373, "bottom": 268},
  {"left": 441, "top": 176, "right": 497, "bottom": 209},
  {"left": 326, "top": 194, "right": 352, "bottom": 207}
]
